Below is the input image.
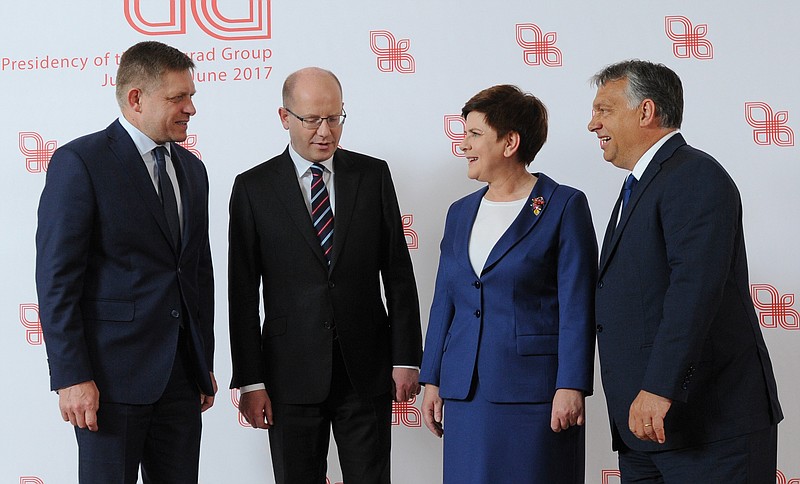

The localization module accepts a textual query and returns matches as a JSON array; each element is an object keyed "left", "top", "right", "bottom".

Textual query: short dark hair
[
  {"left": 115, "top": 41, "right": 195, "bottom": 107},
  {"left": 461, "top": 85, "right": 548, "bottom": 166},
  {"left": 591, "top": 59, "right": 683, "bottom": 129}
]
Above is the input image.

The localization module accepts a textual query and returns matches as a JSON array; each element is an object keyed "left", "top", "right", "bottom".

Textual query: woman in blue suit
[{"left": 420, "top": 85, "right": 597, "bottom": 483}]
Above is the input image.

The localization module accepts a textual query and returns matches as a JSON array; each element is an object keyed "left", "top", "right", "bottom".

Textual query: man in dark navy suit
[
  {"left": 589, "top": 59, "right": 782, "bottom": 483},
  {"left": 36, "top": 41, "right": 216, "bottom": 483}
]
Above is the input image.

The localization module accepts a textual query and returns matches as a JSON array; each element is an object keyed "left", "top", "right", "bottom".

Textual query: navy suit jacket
[
  {"left": 420, "top": 174, "right": 596, "bottom": 402},
  {"left": 227, "top": 148, "right": 422, "bottom": 404},
  {"left": 36, "top": 120, "right": 215, "bottom": 404},
  {"left": 596, "top": 133, "right": 783, "bottom": 451}
]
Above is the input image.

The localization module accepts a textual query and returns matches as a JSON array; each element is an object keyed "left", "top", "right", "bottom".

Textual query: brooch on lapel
[{"left": 530, "top": 196, "right": 546, "bottom": 216}]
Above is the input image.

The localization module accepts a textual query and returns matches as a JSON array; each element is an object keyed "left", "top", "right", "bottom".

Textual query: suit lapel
[
  {"left": 453, "top": 187, "right": 487, "bottom": 277},
  {"left": 329, "top": 150, "right": 360, "bottom": 272},
  {"left": 267, "top": 150, "right": 330, "bottom": 268},
  {"left": 599, "top": 133, "right": 687, "bottom": 275},
  {"left": 482, "top": 173, "right": 556, "bottom": 274},
  {"left": 105, "top": 120, "right": 178, "bottom": 257}
]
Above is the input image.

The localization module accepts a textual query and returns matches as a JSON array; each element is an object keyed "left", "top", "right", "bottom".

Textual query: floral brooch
[{"left": 530, "top": 196, "right": 546, "bottom": 216}]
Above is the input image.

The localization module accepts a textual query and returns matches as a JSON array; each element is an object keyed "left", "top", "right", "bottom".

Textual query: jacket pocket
[
  {"left": 516, "top": 334, "right": 558, "bottom": 355},
  {"left": 80, "top": 299, "right": 135, "bottom": 322}
]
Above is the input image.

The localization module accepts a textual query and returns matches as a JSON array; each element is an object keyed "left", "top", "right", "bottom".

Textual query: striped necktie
[{"left": 310, "top": 163, "right": 334, "bottom": 264}]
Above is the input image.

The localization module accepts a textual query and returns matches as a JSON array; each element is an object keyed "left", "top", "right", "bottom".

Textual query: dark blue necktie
[
  {"left": 153, "top": 146, "right": 181, "bottom": 250},
  {"left": 621, "top": 173, "right": 638, "bottom": 212},
  {"left": 310, "top": 163, "right": 334, "bottom": 264}
]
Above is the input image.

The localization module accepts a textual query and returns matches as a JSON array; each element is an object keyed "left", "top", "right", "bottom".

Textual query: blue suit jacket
[
  {"left": 36, "top": 120, "right": 215, "bottom": 404},
  {"left": 596, "top": 133, "right": 783, "bottom": 451},
  {"left": 420, "top": 174, "right": 597, "bottom": 402}
]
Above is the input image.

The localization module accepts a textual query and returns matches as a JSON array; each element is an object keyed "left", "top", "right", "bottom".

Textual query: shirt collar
[
  {"left": 287, "top": 143, "right": 334, "bottom": 176},
  {"left": 118, "top": 115, "right": 171, "bottom": 157},
  {"left": 630, "top": 129, "right": 680, "bottom": 180}
]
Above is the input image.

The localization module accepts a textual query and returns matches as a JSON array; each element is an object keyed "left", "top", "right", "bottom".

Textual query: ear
[
  {"left": 503, "top": 131, "right": 521, "bottom": 158},
  {"left": 127, "top": 88, "right": 143, "bottom": 113},
  {"left": 278, "top": 107, "right": 290, "bottom": 130},
  {"left": 639, "top": 99, "right": 658, "bottom": 127}
]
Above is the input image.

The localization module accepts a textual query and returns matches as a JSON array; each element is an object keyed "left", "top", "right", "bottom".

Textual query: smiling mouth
[
  {"left": 466, "top": 157, "right": 477, "bottom": 163},
  {"left": 599, "top": 136, "right": 610, "bottom": 148}
]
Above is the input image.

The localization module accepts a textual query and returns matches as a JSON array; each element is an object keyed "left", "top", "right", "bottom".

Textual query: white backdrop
[{"left": 2, "top": 1, "right": 798, "bottom": 483}]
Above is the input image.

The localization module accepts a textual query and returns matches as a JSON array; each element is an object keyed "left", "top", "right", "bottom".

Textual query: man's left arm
[
  {"left": 197, "top": 164, "right": 216, "bottom": 410},
  {"left": 633, "top": 154, "right": 741, "bottom": 442},
  {"left": 377, "top": 161, "right": 422, "bottom": 402}
]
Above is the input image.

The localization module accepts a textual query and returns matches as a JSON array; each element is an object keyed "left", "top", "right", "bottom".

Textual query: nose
[
  {"left": 185, "top": 98, "right": 197, "bottom": 116},
  {"left": 315, "top": 120, "right": 332, "bottom": 136},
  {"left": 459, "top": 137, "right": 469, "bottom": 153},
  {"left": 587, "top": 111, "right": 599, "bottom": 132}
]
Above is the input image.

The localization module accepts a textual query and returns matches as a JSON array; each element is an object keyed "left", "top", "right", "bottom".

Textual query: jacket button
[
  {"left": 474, "top": 310, "right": 481, "bottom": 318},
  {"left": 682, "top": 383, "right": 688, "bottom": 390},
  {"left": 596, "top": 324, "right": 603, "bottom": 333},
  {"left": 473, "top": 281, "right": 481, "bottom": 289},
  {"left": 171, "top": 310, "right": 180, "bottom": 318},
  {"left": 328, "top": 281, "right": 335, "bottom": 288},
  {"left": 322, "top": 321, "right": 332, "bottom": 330},
  {"left": 597, "top": 280, "right": 604, "bottom": 288}
]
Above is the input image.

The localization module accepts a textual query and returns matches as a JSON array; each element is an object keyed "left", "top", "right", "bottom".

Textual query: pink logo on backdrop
[
  {"left": 326, "top": 479, "right": 343, "bottom": 484},
  {"left": 19, "top": 304, "right": 44, "bottom": 346},
  {"left": 402, "top": 214, "right": 418, "bottom": 250},
  {"left": 665, "top": 16, "right": 714, "bottom": 59},
  {"left": 391, "top": 395, "right": 422, "bottom": 427},
  {"left": 230, "top": 389, "right": 249, "bottom": 427},
  {"left": 20, "top": 478, "right": 45, "bottom": 484},
  {"left": 516, "top": 23, "right": 562, "bottom": 67},
  {"left": 744, "top": 102, "right": 795, "bottom": 146},
  {"left": 601, "top": 470, "right": 621, "bottom": 483},
  {"left": 19, "top": 132, "right": 57, "bottom": 173},
  {"left": 177, "top": 134, "right": 203, "bottom": 159},
  {"left": 369, "top": 30, "right": 415, "bottom": 73},
  {"left": 124, "top": 0, "right": 271, "bottom": 40},
  {"left": 751, "top": 284, "right": 799, "bottom": 330},
  {"left": 444, "top": 115, "right": 466, "bottom": 157},
  {"left": 776, "top": 470, "right": 800, "bottom": 484}
]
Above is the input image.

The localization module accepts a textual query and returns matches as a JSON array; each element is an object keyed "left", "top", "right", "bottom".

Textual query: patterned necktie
[
  {"left": 310, "top": 163, "right": 334, "bottom": 264},
  {"left": 153, "top": 146, "right": 181, "bottom": 250},
  {"left": 621, "top": 173, "right": 638, "bottom": 212}
]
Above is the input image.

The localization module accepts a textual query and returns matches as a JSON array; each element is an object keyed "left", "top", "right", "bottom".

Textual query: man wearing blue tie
[
  {"left": 36, "top": 41, "right": 216, "bottom": 483},
  {"left": 588, "top": 59, "right": 782, "bottom": 483}
]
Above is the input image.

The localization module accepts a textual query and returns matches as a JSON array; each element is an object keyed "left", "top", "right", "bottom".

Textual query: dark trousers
[
  {"left": 618, "top": 425, "right": 778, "bottom": 484},
  {"left": 268, "top": 341, "right": 392, "bottom": 484},
  {"left": 75, "top": 331, "right": 202, "bottom": 484}
]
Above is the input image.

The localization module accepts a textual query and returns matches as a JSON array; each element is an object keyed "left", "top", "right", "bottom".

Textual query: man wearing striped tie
[{"left": 228, "top": 67, "right": 422, "bottom": 484}]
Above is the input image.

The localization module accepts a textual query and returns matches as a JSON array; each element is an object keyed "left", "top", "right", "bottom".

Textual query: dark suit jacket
[
  {"left": 596, "top": 133, "right": 783, "bottom": 451},
  {"left": 419, "top": 174, "right": 596, "bottom": 402},
  {"left": 36, "top": 119, "right": 215, "bottom": 404},
  {"left": 227, "top": 147, "right": 422, "bottom": 403}
]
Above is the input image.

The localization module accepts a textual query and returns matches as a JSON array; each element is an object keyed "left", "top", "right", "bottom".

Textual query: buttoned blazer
[
  {"left": 36, "top": 119, "right": 215, "bottom": 404},
  {"left": 419, "top": 173, "right": 597, "bottom": 403},
  {"left": 596, "top": 133, "right": 783, "bottom": 451},
  {"left": 227, "top": 148, "right": 422, "bottom": 404}
]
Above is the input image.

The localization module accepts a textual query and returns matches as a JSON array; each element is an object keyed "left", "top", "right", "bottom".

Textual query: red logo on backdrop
[
  {"left": 19, "top": 304, "right": 44, "bottom": 346},
  {"left": 125, "top": 0, "right": 271, "bottom": 40},
  {"left": 751, "top": 284, "right": 799, "bottom": 330},
  {"left": 777, "top": 470, "right": 800, "bottom": 484},
  {"left": 20, "top": 478, "right": 45, "bottom": 484},
  {"left": 665, "top": 16, "right": 714, "bottom": 59},
  {"left": 369, "top": 30, "right": 415, "bottom": 73},
  {"left": 19, "top": 132, "right": 57, "bottom": 173},
  {"left": 444, "top": 115, "right": 466, "bottom": 157},
  {"left": 392, "top": 395, "right": 422, "bottom": 427},
  {"left": 230, "top": 389, "right": 250, "bottom": 427},
  {"left": 177, "top": 134, "right": 202, "bottom": 159},
  {"left": 516, "top": 23, "right": 562, "bottom": 67},
  {"left": 601, "top": 470, "right": 621, "bottom": 483},
  {"left": 402, "top": 214, "right": 418, "bottom": 250},
  {"left": 744, "top": 102, "right": 795, "bottom": 147},
  {"left": 326, "top": 479, "right": 343, "bottom": 484}
]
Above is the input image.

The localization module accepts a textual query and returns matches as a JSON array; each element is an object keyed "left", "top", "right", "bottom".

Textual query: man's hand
[
  {"left": 58, "top": 380, "right": 100, "bottom": 432},
  {"left": 391, "top": 367, "right": 420, "bottom": 402},
  {"left": 629, "top": 389, "right": 672, "bottom": 444},
  {"left": 239, "top": 389, "right": 273, "bottom": 429},
  {"left": 200, "top": 371, "right": 218, "bottom": 412},
  {"left": 550, "top": 388, "right": 585, "bottom": 432},
  {"left": 421, "top": 384, "right": 444, "bottom": 438}
]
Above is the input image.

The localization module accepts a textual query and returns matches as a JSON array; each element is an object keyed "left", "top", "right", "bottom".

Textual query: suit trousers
[
  {"left": 268, "top": 340, "right": 393, "bottom": 484},
  {"left": 617, "top": 424, "right": 778, "bottom": 484},
  {"left": 75, "top": 328, "right": 202, "bottom": 484}
]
